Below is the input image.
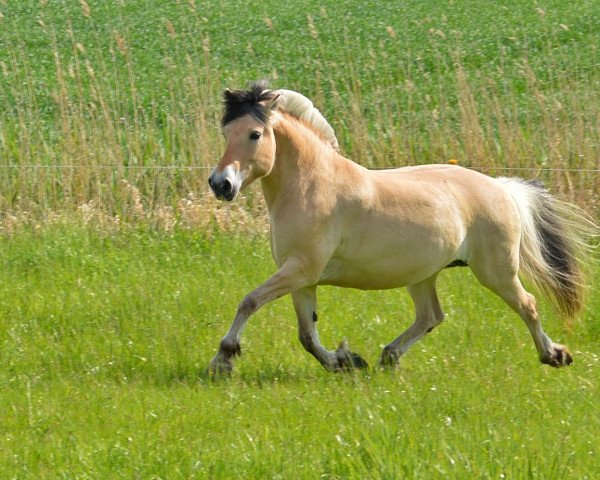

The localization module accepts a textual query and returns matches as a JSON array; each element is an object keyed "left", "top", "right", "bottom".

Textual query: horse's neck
[{"left": 261, "top": 118, "right": 335, "bottom": 209}]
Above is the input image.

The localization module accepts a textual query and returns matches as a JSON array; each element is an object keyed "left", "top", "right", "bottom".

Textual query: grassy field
[
  {"left": 1, "top": 0, "right": 600, "bottom": 478},
  {"left": 1, "top": 0, "right": 599, "bottom": 222},
  {"left": 1, "top": 226, "right": 599, "bottom": 478}
]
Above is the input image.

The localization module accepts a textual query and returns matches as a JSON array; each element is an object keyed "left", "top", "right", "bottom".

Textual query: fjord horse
[{"left": 208, "top": 81, "right": 593, "bottom": 373}]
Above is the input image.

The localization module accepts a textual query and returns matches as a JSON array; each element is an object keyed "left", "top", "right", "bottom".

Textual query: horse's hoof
[
  {"left": 335, "top": 341, "right": 369, "bottom": 370},
  {"left": 541, "top": 344, "right": 573, "bottom": 368},
  {"left": 207, "top": 358, "right": 234, "bottom": 377},
  {"left": 379, "top": 347, "right": 400, "bottom": 368},
  {"left": 348, "top": 352, "right": 369, "bottom": 369}
]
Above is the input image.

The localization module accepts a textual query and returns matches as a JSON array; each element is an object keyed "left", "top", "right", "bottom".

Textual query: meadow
[
  {"left": 1, "top": 226, "right": 599, "bottom": 478},
  {"left": 1, "top": 0, "right": 599, "bottom": 478}
]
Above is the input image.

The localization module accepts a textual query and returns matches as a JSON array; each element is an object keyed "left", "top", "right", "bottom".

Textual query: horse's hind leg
[
  {"left": 380, "top": 274, "right": 445, "bottom": 367},
  {"left": 292, "top": 286, "right": 368, "bottom": 371},
  {"left": 471, "top": 258, "right": 573, "bottom": 367}
]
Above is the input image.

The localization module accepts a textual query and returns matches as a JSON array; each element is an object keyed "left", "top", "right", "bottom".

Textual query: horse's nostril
[{"left": 207, "top": 174, "right": 235, "bottom": 200}]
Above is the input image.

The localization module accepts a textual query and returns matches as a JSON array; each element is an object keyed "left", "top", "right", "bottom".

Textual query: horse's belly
[
  {"left": 317, "top": 254, "right": 443, "bottom": 290},
  {"left": 316, "top": 212, "right": 465, "bottom": 289}
]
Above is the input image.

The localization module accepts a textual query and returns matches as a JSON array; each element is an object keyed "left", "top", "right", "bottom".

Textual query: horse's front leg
[
  {"left": 208, "top": 259, "right": 316, "bottom": 374},
  {"left": 292, "top": 286, "right": 368, "bottom": 371}
]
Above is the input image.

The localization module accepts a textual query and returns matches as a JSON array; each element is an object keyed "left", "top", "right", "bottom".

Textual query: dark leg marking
[
  {"left": 541, "top": 346, "right": 573, "bottom": 367},
  {"left": 312, "top": 311, "right": 318, "bottom": 322},
  {"left": 426, "top": 327, "right": 434, "bottom": 333},
  {"left": 238, "top": 295, "right": 258, "bottom": 316},
  {"left": 335, "top": 343, "right": 369, "bottom": 370},
  {"left": 299, "top": 333, "right": 317, "bottom": 357},
  {"left": 219, "top": 339, "right": 241, "bottom": 358}
]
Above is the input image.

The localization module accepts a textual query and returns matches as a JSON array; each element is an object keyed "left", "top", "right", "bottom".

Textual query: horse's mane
[
  {"left": 222, "top": 81, "right": 339, "bottom": 150},
  {"left": 275, "top": 89, "right": 339, "bottom": 149},
  {"left": 222, "top": 81, "right": 276, "bottom": 126}
]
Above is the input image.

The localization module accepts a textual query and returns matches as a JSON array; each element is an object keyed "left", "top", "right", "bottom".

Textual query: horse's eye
[{"left": 249, "top": 131, "right": 261, "bottom": 141}]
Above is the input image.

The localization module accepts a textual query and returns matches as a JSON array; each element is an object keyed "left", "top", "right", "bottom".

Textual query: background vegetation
[
  {"left": 0, "top": 0, "right": 599, "bottom": 478},
  {"left": 1, "top": 0, "right": 599, "bottom": 226}
]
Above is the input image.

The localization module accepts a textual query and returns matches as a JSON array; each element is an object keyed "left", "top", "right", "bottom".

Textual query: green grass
[
  {"left": 1, "top": 225, "right": 599, "bottom": 478},
  {"left": 2, "top": 0, "right": 598, "bottom": 114}
]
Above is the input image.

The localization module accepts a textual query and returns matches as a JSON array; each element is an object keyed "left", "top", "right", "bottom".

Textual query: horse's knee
[
  {"left": 426, "top": 324, "right": 437, "bottom": 334},
  {"left": 434, "top": 309, "right": 445, "bottom": 326},
  {"left": 495, "top": 282, "right": 540, "bottom": 323}
]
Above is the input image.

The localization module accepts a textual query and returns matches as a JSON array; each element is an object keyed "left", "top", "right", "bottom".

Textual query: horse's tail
[{"left": 496, "top": 178, "right": 597, "bottom": 323}]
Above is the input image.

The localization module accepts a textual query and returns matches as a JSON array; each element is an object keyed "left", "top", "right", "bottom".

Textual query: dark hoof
[
  {"left": 206, "top": 359, "right": 233, "bottom": 377},
  {"left": 541, "top": 344, "right": 573, "bottom": 368},
  {"left": 335, "top": 342, "right": 369, "bottom": 371},
  {"left": 206, "top": 340, "right": 241, "bottom": 376},
  {"left": 347, "top": 352, "right": 369, "bottom": 369},
  {"left": 379, "top": 347, "right": 400, "bottom": 368},
  {"left": 207, "top": 346, "right": 237, "bottom": 376}
]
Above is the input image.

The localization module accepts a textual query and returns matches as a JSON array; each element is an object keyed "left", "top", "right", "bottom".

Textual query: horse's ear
[
  {"left": 223, "top": 88, "right": 234, "bottom": 100},
  {"left": 264, "top": 93, "right": 281, "bottom": 110}
]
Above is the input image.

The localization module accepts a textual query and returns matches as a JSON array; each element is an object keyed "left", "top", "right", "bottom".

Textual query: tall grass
[{"left": 0, "top": 0, "right": 599, "bottom": 232}]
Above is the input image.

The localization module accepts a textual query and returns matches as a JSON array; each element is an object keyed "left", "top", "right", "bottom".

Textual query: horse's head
[{"left": 208, "top": 82, "right": 279, "bottom": 201}]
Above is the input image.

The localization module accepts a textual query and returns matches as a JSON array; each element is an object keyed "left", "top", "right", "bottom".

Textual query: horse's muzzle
[{"left": 208, "top": 171, "right": 238, "bottom": 201}]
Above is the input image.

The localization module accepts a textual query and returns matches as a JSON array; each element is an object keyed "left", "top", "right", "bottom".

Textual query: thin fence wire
[
  {"left": 467, "top": 166, "right": 600, "bottom": 173},
  {"left": 0, "top": 165, "right": 213, "bottom": 170},
  {"left": 0, "top": 165, "right": 599, "bottom": 173}
]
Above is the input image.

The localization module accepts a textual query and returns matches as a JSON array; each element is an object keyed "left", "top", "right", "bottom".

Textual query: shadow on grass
[{"left": 89, "top": 352, "right": 417, "bottom": 389}]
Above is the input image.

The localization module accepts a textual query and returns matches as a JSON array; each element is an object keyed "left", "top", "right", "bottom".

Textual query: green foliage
[
  {"left": 1, "top": 226, "right": 599, "bottom": 478},
  {"left": 0, "top": 0, "right": 599, "bottom": 218}
]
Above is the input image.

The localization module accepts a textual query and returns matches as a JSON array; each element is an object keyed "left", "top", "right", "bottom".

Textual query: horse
[{"left": 207, "top": 80, "right": 594, "bottom": 374}]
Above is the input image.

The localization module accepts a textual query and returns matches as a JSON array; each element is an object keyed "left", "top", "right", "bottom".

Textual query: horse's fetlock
[
  {"left": 380, "top": 346, "right": 400, "bottom": 367},
  {"left": 382, "top": 345, "right": 394, "bottom": 356},
  {"left": 219, "top": 339, "right": 241, "bottom": 358}
]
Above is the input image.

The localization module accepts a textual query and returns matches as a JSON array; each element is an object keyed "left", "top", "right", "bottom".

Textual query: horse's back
[
  {"left": 368, "top": 164, "right": 517, "bottom": 222},
  {"left": 318, "top": 164, "right": 520, "bottom": 289},
  {"left": 369, "top": 164, "right": 522, "bottom": 246},
  {"left": 364, "top": 164, "right": 503, "bottom": 210}
]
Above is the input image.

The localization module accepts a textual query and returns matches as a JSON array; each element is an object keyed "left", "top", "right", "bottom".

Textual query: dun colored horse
[{"left": 208, "top": 81, "right": 593, "bottom": 373}]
